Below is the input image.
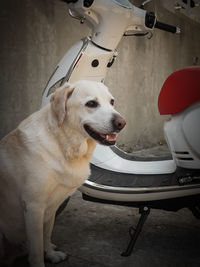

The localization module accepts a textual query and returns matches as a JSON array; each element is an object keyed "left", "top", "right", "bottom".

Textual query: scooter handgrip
[{"left": 155, "top": 21, "right": 180, "bottom": 34}]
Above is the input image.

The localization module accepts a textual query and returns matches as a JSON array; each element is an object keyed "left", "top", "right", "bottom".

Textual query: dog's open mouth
[{"left": 84, "top": 124, "right": 117, "bottom": 146}]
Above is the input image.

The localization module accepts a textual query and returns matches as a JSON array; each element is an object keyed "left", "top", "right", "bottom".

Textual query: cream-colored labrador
[{"left": 0, "top": 80, "right": 126, "bottom": 267}]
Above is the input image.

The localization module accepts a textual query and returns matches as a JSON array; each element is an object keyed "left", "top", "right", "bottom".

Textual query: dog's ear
[{"left": 50, "top": 83, "right": 74, "bottom": 127}]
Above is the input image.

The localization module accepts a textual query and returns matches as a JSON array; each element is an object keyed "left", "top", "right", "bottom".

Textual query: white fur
[{"left": 0, "top": 80, "right": 123, "bottom": 267}]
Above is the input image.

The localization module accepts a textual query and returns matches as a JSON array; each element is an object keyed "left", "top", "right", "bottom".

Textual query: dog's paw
[{"left": 45, "top": 250, "right": 67, "bottom": 263}]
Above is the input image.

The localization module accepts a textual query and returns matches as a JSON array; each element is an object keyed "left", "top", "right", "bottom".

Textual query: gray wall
[{"left": 0, "top": 0, "right": 200, "bottom": 151}]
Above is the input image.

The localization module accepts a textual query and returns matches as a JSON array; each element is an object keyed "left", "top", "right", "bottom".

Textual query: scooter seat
[{"left": 158, "top": 66, "right": 200, "bottom": 115}]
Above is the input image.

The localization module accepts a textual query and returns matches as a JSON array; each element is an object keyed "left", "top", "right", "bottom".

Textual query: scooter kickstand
[{"left": 121, "top": 206, "right": 150, "bottom": 257}]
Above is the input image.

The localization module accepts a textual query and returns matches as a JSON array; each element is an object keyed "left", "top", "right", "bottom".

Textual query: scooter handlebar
[
  {"left": 154, "top": 20, "right": 181, "bottom": 34},
  {"left": 61, "top": 0, "right": 180, "bottom": 50},
  {"left": 145, "top": 11, "right": 180, "bottom": 34}
]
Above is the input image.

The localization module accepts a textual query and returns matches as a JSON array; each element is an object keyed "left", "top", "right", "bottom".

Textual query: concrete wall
[{"left": 0, "top": 0, "right": 200, "bottom": 151}]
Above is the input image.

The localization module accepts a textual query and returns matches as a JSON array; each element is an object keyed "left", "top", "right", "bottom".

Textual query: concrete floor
[
  {"left": 12, "top": 190, "right": 200, "bottom": 267},
  {"left": 5, "top": 146, "right": 200, "bottom": 266}
]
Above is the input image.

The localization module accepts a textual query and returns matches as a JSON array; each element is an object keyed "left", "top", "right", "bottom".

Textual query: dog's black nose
[{"left": 112, "top": 115, "right": 126, "bottom": 132}]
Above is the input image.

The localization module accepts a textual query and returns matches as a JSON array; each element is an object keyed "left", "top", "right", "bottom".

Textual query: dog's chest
[
  {"left": 54, "top": 156, "right": 91, "bottom": 188},
  {"left": 44, "top": 162, "right": 90, "bottom": 220}
]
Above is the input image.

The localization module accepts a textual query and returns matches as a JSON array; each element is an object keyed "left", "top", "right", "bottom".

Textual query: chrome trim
[
  {"left": 61, "top": 37, "right": 90, "bottom": 84},
  {"left": 47, "top": 78, "right": 65, "bottom": 97},
  {"left": 142, "top": 0, "right": 152, "bottom": 7},
  {"left": 176, "top": 26, "right": 181, "bottom": 34},
  {"left": 42, "top": 66, "right": 59, "bottom": 96},
  {"left": 68, "top": 8, "right": 85, "bottom": 22},
  {"left": 80, "top": 180, "right": 200, "bottom": 194}
]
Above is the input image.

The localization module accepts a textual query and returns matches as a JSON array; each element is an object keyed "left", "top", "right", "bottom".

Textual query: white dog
[{"left": 0, "top": 80, "right": 126, "bottom": 267}]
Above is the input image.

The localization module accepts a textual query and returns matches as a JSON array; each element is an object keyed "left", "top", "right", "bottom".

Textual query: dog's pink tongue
[{"left": 100, "top": 133, "right": 117, "bottom": 141}]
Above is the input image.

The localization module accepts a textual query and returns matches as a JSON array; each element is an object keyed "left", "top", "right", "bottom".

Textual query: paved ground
[
  {"left": 11, "top": 190, "right": 200, "bottom": 267},
  {"left": 6, "top": 146, "right": 200, "bottom": 267}
]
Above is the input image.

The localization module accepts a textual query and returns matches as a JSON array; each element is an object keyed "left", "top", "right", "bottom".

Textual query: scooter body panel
[
  {"left": 42, "top": 40, "right": 84, "bottom": 106},
  {"left": 164, "top": 102, "right": 200, "bottom": 169},
  {"left": 42, "top": 38, "right": 114, "bottom": 104},
  {"left": 41, "top": 1, "right": 200, "bottom": 205},
  {"left": 80, "top": 164, "right": 200, "bottom": 202},
  {"left": 69, "top": 0, "right": 148, "bottom": 50},
  {"left": 91, "top": 144, "right": 176, "bottom": 174},
  {"left": 80, "top": 180, "right": 200, "bottom": 202},
  {"left": 68, "top": 40, "right": 113, "bottom": 82}
]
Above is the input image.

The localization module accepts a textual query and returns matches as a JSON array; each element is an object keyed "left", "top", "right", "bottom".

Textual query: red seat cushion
[{"left": 158, "top": 66, "right": 200, "bottom": 115}]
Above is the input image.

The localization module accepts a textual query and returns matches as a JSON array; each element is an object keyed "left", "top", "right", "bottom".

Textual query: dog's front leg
[
  {"left": 44, "top": 213, "right": 67, "bottom": 263},
  {"left": 24, "top": 203, "right": 45, "bottom": 267}
]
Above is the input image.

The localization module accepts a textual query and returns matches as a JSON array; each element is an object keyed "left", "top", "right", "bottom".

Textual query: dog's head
[{"left": 50, "top": 80, "right": 126, "bottom": 146}]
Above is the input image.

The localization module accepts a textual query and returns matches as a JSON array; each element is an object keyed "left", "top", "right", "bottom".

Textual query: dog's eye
[
  {"left": 85, "top": 100, "right": 99, "bottom": 108},
  {"left": 110, "top": 99, "right": 114, "bottom": 106}
]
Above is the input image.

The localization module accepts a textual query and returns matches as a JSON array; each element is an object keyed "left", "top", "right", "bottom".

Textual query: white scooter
[{"left": 42, "top": 0, "right": 200, "bottom": 256}]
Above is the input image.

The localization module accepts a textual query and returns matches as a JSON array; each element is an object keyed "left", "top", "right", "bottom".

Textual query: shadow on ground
[{"left": 6, "top": 189, "right": 200, "bottom": 267}]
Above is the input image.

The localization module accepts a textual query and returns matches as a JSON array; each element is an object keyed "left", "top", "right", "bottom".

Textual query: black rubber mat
[{"left": 88, "top": 164, "right": 200, "bottom": 188}]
